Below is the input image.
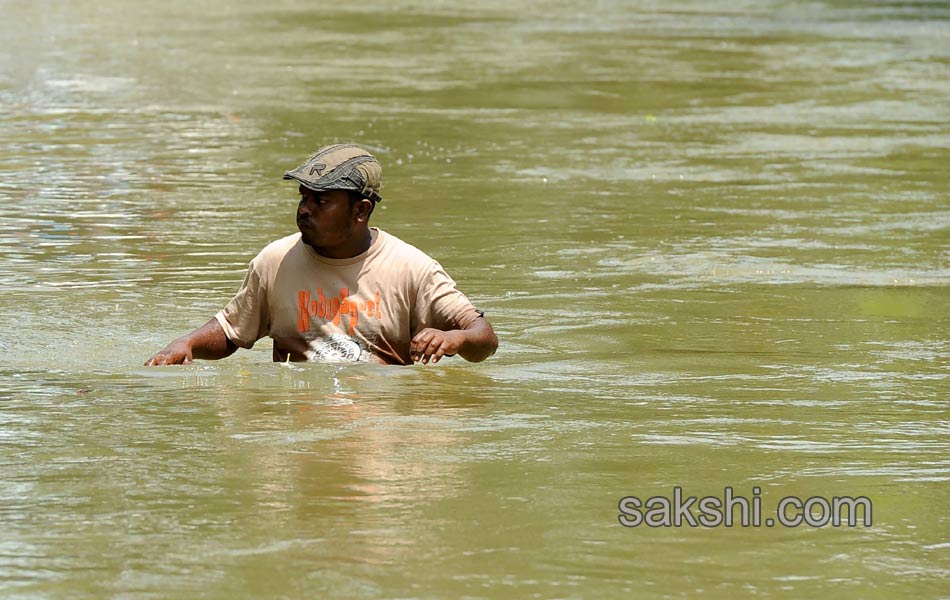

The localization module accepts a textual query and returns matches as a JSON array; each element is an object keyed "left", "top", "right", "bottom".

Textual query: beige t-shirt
[{"left": 214, "top": 228, "right": 483, "bottom": 365}]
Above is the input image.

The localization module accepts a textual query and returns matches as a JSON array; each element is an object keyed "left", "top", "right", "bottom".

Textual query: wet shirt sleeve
[
  {"left": 214, "top": 259, "right": 270, "bottom": 349},
  {"left": 411, "top": 260, "right": 483, "bottom": 335}
]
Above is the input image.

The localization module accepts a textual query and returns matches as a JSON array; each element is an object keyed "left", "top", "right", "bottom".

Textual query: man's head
[
  {"left": 286, "top": 144, "right": 383, "bottom": 258},
  {"left": 283, "top": 143, "right": 382, "bottom": 203}
]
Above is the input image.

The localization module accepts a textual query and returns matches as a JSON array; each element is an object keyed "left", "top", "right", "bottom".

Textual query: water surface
[{"left": 1, "top": 0, "right": 948, "bottom": 597}]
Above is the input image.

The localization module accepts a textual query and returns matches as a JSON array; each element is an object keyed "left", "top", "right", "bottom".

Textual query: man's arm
[
  {"left": 145, "top": 318, "right": 238, "bottom": 366},
  {"left": 410, "top": 317, "right": 498, "bottom": 365}
]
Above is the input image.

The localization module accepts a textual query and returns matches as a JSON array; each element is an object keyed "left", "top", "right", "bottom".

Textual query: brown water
[{"left": 1, "top": 0, "right": 949, "bottom": 597}]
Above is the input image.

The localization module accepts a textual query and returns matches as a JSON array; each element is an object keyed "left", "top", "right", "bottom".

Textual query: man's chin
[{"left": 298, "top": 228, "right": 315, "bottom": 246}]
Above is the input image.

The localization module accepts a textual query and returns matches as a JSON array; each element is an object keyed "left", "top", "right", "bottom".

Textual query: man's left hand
[{"left": 410, "top": 328, "right": 463, "bottom": 364}]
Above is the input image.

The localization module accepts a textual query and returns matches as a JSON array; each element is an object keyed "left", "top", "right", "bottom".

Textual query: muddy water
[{"left": 1, "top": 0, "right": 948, "bottom": 597}]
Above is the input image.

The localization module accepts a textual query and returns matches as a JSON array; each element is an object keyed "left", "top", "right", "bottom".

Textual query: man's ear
[{"left": 354, "top": 198, "right": 374, "bottom": 223}]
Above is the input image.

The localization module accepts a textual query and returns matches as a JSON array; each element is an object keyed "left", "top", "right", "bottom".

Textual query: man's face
[{"left": 296, "top": 186, "right": 357, "bottom": 251}]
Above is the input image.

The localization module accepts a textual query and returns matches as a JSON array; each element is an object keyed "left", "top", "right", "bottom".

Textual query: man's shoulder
[
  {"left": 251, "top": 233, "right": 303, "bottom": 267},
  {"left": 375, "top": 228, "right": 436, "bottom": 267},
  {"left": 260, "top": 232, "right": 302, "bottom": 257}
]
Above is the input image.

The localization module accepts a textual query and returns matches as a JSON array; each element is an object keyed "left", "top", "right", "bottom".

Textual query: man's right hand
[
  {"left": 144, "top": 339, "right": 194, "bottom": 366},
  {"left": 144, "top": 318, "right": 238, "bottom": 366}
]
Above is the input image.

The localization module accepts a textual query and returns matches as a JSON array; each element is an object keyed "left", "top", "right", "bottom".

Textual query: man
[{"left": 145, "top": 143, "right": 497, "bottom": 366}]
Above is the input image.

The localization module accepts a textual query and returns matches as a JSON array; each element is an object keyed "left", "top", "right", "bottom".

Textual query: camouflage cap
[{"left": 283, "top": 143, "right": 382, "bottom": 202}]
